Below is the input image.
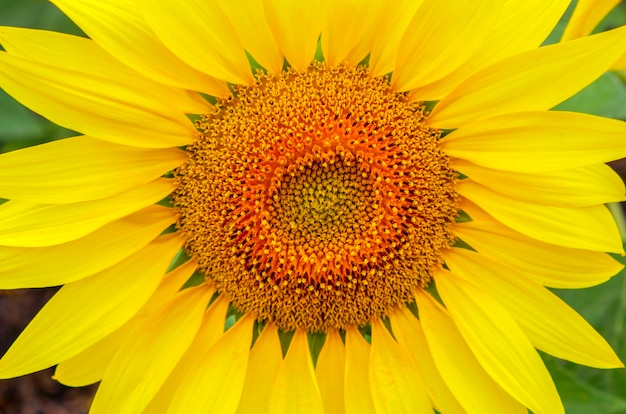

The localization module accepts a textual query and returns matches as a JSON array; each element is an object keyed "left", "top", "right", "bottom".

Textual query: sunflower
[{"left": 1, "top": 1, "right": 626, "bottom": 413}]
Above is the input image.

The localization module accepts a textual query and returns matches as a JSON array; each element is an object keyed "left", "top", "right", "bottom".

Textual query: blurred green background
[{"left": 1, "top": 0, "right": 626, "bottom": 413}]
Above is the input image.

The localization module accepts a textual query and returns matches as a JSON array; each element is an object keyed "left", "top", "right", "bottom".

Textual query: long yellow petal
[
  {"left": 444, "top": 248, "right": 623, "bottom": 369},
  {"left": 415, "top": 290, "right": 527, "bottom": 414},
  {"left": 263, "top": 0, "right": 327, "bottom": 70},
  {"left": 0, "top": 205, "right": 174, "bottom": 289},
  {"left": 428, "top": 25, "right": 626, "bottom": 128},
  {"left": 0, "top": 136, "right": 185, "bottom": 204},
  {"left": 442, "top": 111, "right": 626, "bottom": 173},
  {"left": 344, "top": 327, "right": 376, "bottom": 414},
  {"left": 389, "top": 308, "right": 465, "bottom": 414},
  {"left": 454, "top": 215, "right": 623, "bottom": 289},
  {"left": 49, "top": 0, "right": 228, "bottom": 96},
  {"left": 315, "top": 329, "right": 346, "bottom": 414},
  {"left": 321, "top": 0, "right": 383, "bottom": 67},
  {"left": 413, "top": 0, "right": 570, "bottom": 100},
  {"left": 136, "top": 0, "right": 253, "bottom": 85},
  {"left": 269, "top": 330, "right": 324, "bottom": 414},
  {"left": 217, "top": 0, "right": 284, "bottom": 74},
  {"left": 53, "top": 260, "right": 200, "bottom": 387},
  {"left": 90, "top": 285, "right": 213, "bottom": 414},
  {"left": 168, "top": 315, "right": 254, "bottom": 414},
  {"left": 368, "top": 0, "right": 424, "bottom": 77},
  {"left": 458, "top": 180, "right": 624, "bottom": 253},
  {"left": 369, "top": 319, "right": 432, "bottom": 413},
  {"left": 0, "top": 234, "right": 183, "bottom": 379},
  {"left": 561, "top": 0, "right": 620, "bottom": 41},
  {"left": 453, "top": 159, "right": 625, "bottom": 207},
  {"left": 435, "top": 269, "right": 564, "bottom": 414},
  {"left": 0, "top": 179, "right": 173, "bottom": 247},
  {"left": 142, "top": 295, "right": 230, "bottom": 413},
  {"left": 393, "top": 0, "right": 500, "bottom": 92},
  {"left": 236, "top": 324, "right": 282, "bottom": 414},
  {"left": 0, "top": 51, "right": 195, "bottom": 148}
]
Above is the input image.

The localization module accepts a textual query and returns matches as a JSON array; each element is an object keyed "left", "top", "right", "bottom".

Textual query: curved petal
[
  {"left": 0, "top": 51, "right": 195, "bottom": 148},
  {"left": 442, "top": 111, "right": 626, "bottom": 173},
  {"left": 315, "top": 329, "right": 346, "bottom": 414},
  {"left": 269, "top": 330, "right": 324, "bottom": 413},
  {"left": 168, "top": 315, "right": 254, "bottom": 413},
  {"left": 263, "top": 0, "right": 327, "bottom": 70},
  {"left": 90, "top": 285, "right": 213, "bottom": 414},
  {"left": 369, "top": 319, "right": 432, "bottom": 413},
  {"left": 344, "top": 327, "right": 376, "bottom": 414},
  {"left": 458, "top": 180, "right": 624, "bottom": 253},
  {"left": 392, "top": 0, "right": 500, "bottom": 92},
  {"left": 368, "top": 0, "right": 424, "bottom": 77},
  {"left": 428, "top": 25, "right": 626, "bottom": 128},
  {"left": 414, "top": 290, "right": 528, "bottom": 414},
  {"left": 321, "top": 0, "right": 383, "bottom": 67},
  {"left": 0, "top": 179, "right": 173, "bottom": 247},
  {"left": 236, "top": 324, "right": 282, "bottom": 414},
  {"left": 0, "top": 205, "right": 175, "bottom": 289},
  {"left": 561, "top": 0, "right": 620, "bottom": 41},
  {"left": 137, "top": 0, "right": 253, "bottom": 85},
  {"left": 0, "top": 136, "right": 186, "bottom": 204},
  {"left": 453, "top": 214, "right": 623, "bottom": 289},
  {"left": 444, "top": 248, "right": 623, "bottom": 369},
  {"left": 389, "top": 308, "right": 465, "bottom": 414},
  {"left": 434, "top": 270, "right": 564, "bottom": 414},
  {"left": 0, "top": 234, "right": 183, "bottom": 379},
  {"left": 48, "top": 0, "right": 229, "bottom": 96},
  {"left": 453, "top": 159, "right": 625, "bottom": 207},
  {"left": 413, "top": 0, "right": 570, "bottom": 100},
  {"left": 53, "top": 260, "right": 200, "bottom": 387},
  {"left": 218, "top": 0, "right": 284, "bottom": 74}
]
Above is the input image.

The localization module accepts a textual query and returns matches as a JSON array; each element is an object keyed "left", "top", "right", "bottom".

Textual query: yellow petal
[
  {"left": 453, "top": 159, "right": 625, "bottom": 207},
  {"left": 413, "top": 0, "right": 570, "bottom": 100},
  {"left": 0, "top": 51, "right": 195, "bottom": 148},
  {"left": 137, "top": 0, "right": 253, "bottom": 84},
  {"left": 236, "top": 324, "right": 282, "bottom": 414},
  {"left": 389, "top": 308, "right": 465, "bottom": 414},
  {"left": 444, "top": 248, "right": 623, "bottom": 369},
  {"left": 612, "top": 52, "right": 626, "bottom": 70},
  {"left": 344, "top": 327, "right": 376, "bottom": 414},
  {"left": 49, "top": 0, "right": 228, "bottom": 96},
  {"left": 0, "top": 179, "right": 173, "bottom": 247},
  {"left": 315, "top": 329, "right": 345, "bottom": 414},
  {"left": 0, "top": 136, "right": 186, "bottom": 204},
  {"left": 561, "top": 0, "right": 620, "bottom": 41},
  {"left": 415, "top": 290, "right": 528, "bottom": 414},
  {"left": 428, "top": 25, "right": 626, "bottom": 128},
  {"left": 54, "top": 260, "right": 200, "bottom": 387},
  {"left": 263, "top": 0, "right": 327, "bottom": 70},
  {"left": 458, "top": 179, "right": 624, "bottom": 253},
  {"left": 142, "top": 295, "right": 230, "bottom": 413},
  {"left": 368, "top": 0, "right": 424, "bottom": 77},
  {"left": 369, "top": 319, "right": 432, "bottom": 413},
  {"left": 167, "top": 314, "right": 254, "bottom": 414},
  {"left": 217, "top": 0, "right": 284, "bottom": 74},
  {"left": 454, "top": 216, "right": 623, "bottom": 289},
  {"left": 269, "top": 330, "right": 324, "bottom": 414},
  {"left": 90, "top": 285, "right": 213, "bottom": 414},
  {"left": 392, "top": 0, "right": 500, "bottom": 92},
  {"left": 0, "top": 234, "right": 183, "bottom": 379},
  {"left": 442, "top": 111, "right": 626, "bottom": 173},
  {"left": 321, "top": 0, "right": 383, "bottom": 67},
  {"left": 0, "top": 205, "right": 174, "bottom": 289},
  {"left": 435, "top": 269, "right": 564, "bottom": 414}
]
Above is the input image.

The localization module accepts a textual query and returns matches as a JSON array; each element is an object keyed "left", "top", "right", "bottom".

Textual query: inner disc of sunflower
[{"left": 172, "top": 64, "right": 458, "bottom": 332}]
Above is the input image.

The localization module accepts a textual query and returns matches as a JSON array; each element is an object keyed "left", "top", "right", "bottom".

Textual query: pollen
[{"left": 172, "top": 64, "right": 458, "bottom": 332}]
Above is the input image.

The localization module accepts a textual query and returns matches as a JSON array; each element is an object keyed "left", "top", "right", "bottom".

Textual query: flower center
[{"left": 172, "top": 64, "right": 458, "bottom": 332}]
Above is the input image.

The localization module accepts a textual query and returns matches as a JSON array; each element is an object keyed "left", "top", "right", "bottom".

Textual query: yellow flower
[{"left": 1, "top": 1, "right": 626, "bottom": 413}]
